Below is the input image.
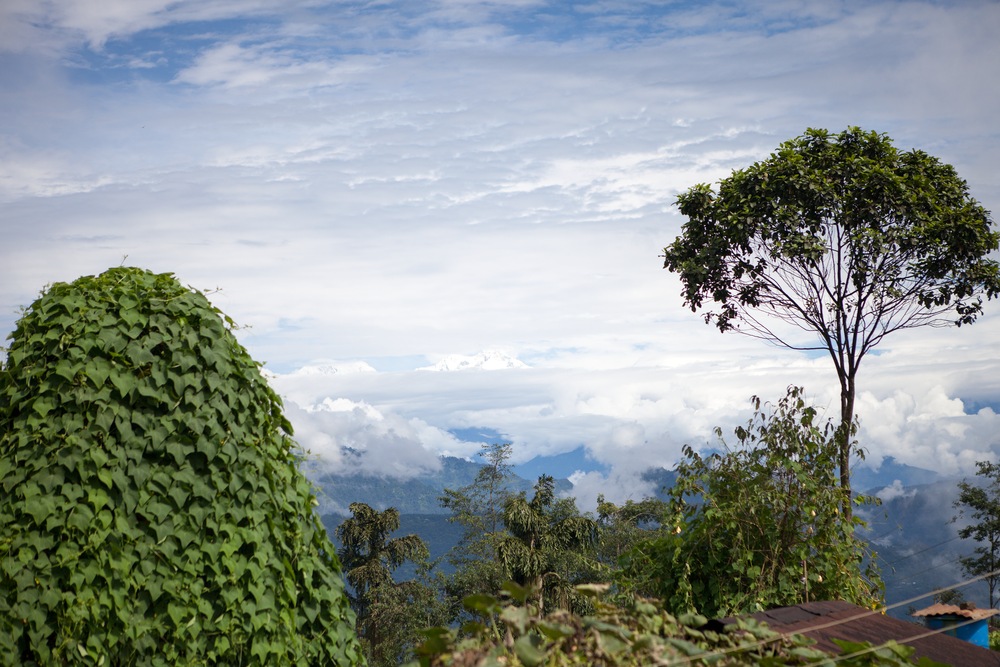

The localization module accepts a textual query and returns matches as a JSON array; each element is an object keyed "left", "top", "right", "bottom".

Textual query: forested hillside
[
  {"left": 317, "top": 448, "right": 982, "bottom": 620},
  {"left": 312, "top": 455, "right": 570, "bottom": 515}
]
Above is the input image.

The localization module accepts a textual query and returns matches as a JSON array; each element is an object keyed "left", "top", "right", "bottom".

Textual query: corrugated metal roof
[
  {"left": 713, "top": 600, "right": 1000, "bottom": 667},
  {"left": 912, "top": 603, "right": 1000, "bottom": 621}
]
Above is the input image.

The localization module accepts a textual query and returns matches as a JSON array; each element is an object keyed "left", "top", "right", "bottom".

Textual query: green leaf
[
  {"left": 463, "top": 593, "right": 501, "bottom": 616},
  {"left": 109, "top": 370, "right": 137, "bottom": 398},
  {"left": 167, "top": 601, "right": 186, "bottom": 627},
  {"left": 88, "top": 487, "right": 110, "bottom": 510},
  {"left": 31, "top": 395, "right": 56, "bottom": 418},
  {"left": 500, "top": 605, "right": 530, "bottom": 634},
  {"left": 26, "top": 494, "right": 57, "bottom": 524},
  {"left": 512, "top": 635, "right": 547, "bottom": 667},
  {"left": 536, "top": 620, "right": 574, "bottom": 641},
  {"left": 143, "top": 500, "right": 172, "bottom": 524},
  {"left": 53, "top": 360, "right": 82, "bottom": 383}
]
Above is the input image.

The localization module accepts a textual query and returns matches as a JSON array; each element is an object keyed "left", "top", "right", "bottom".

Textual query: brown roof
[
  {"left": 912, "top": 603, "right": 1000, "bottom": 621},
  {"left": 713, "top": 600, "right": 1000, "bottom": 667}
]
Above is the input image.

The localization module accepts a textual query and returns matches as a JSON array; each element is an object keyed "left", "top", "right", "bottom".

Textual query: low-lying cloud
[{"left": 271, "top": 339, "right": 1000, "bottom": 511}]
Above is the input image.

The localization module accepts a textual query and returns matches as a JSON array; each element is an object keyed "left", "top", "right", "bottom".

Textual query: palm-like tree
[
  {"left": 336, "top": 503, "right": 428, "bottom": 656},
  {"left": 498, "top": 475, "right": 598, "bottom": 611}
]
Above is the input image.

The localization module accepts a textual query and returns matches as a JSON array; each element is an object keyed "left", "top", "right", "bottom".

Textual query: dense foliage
[
  {"left": 662, "top": 127, "right": 1000, "bottom": 508},
  {"left": 406, "top": 583, "right": 941, "bottom": 667},
  {"left": 0, "top": 267, "right": 360, "bottom": 665},
  {"left": 954, "top": 460, "right": 1000, "bottom": 609},
  {"left": 623, "top": 387, "right": 881, "bottom": 618}
]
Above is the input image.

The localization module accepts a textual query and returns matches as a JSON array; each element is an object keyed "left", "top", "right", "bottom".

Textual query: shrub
[
  {"left": 0, "top": 267, "right": 361, "bottom": 665},
  {"left": 622, "top": 387, "right": 881, "bottom": 618},
  {"left": 407, "top": 583, "right": 933, "bottom": 666}
]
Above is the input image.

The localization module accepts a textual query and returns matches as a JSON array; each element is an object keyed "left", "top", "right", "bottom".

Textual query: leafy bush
[
  {"left": 622, "top": 387, "right": 882, "bottom": 618},
  {"left": 407, "top": 583, "right": 939, "bottom": 666},
  {"left": 0, "top": 268, "right": 361, "bottom": 665}
]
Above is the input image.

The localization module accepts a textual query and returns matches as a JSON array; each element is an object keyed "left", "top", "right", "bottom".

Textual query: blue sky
[{"left": 2, "top": 0, "right": 999, "bottom": 507}]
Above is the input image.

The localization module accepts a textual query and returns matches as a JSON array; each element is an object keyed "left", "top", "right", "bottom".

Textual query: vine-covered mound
[{"left": 0, "top": 268, "right": 361, "bottom": 666}]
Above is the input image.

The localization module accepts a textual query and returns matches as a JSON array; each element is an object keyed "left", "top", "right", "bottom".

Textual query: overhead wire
[
  {"left": 804, "top": 614, "right": 991, "bottom": 667},
  {"left": 877, "top": 534, "right": 964, "bottom": 566},
  {"left": 809, "top": 568, "right": 1000, "bottom": 666},
  {"left": 662, "top": 567, "right": 1000, "bottom": 666},
  {"left": 884, "top": 555, "right": 965, "bottom": 589},
  {"left": 862, "top": 527, "right": 967, "bottom": 590}
]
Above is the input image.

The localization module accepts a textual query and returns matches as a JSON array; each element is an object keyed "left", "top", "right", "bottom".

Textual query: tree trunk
[
  {"left": 839, "top": 375, "right": 855, "bottom": 522},
  {"left": 990, "top": 525, "right": 998, "bottom": 610}
]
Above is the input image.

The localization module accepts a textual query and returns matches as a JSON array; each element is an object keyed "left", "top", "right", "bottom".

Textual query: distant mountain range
[
  {"left": 859, "top": 477, "right": 981, "bottom": 618},
  {"left": 312, "top": 454, "right": 573, "bottom": 516},
  {"left": 314, "top": 450, "right": 987, "bottom": 618},
  {"left": 852, "top": 456, "right": 944, "bottom": 494},
  {"left": 418, "top": 350, "right": 528, "bottom": 371}
]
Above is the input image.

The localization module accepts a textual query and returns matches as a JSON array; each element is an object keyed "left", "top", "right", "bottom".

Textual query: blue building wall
[{"left": 924, "top": 615, "right": 990, "bottom": 649}]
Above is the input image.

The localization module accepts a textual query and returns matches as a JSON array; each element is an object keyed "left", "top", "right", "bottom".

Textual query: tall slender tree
[
  {"left": 438, "top": 443, "right": 516, "bottom": 618},
  {"left": 440, "top": 442, "right": 514, "bottom": 536},
  {"left": 336, "top": 502, "right": 429, "bottom": 662},
  {"left": 954, "top": 461, "right": 1000, "bottom": 610},
  {"left": 663, "top": 127, "right": 1000, "bottom": 517}
]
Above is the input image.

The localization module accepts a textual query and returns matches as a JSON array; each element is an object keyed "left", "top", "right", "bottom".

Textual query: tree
[
  {"left": 440, "top": 442, "right": 514, "bottom": 537},
  {"left": 498, "top": 475, "right": 598, "bottom": 612},
  {"left": 594, "top": 495, "right": 667, "bottom": 568},
  {"left": 953, "top": 461, "right": 1000, "bottom": 609},
  {"left": 933, "top": 588, "right": 966, "bottom": 606},
  {"left": 438, "top": 443, "right": 516, "bottom": 619},
  {"left": 623, "top": 387, "right": 881, "bottom": 618},
  {"left": 364, "top": 577, "right": 448, "bottom": 667},
  {"left": 662, "top": 127, "right": 1000, "bottom": 515},
  {"left": 336, "top": 502, "right": 432, "bottom": 664},
  {"left": 0, "top": 267, "right": 361, "bottom": 665}
]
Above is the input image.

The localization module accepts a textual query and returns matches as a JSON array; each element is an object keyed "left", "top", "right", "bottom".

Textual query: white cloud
[
  {"left": 855, "top": 386, "right": 1000, "bottom": 477},
  {"left": 876, "top": 480, "right": 915, "bottom": 504},
  {"left": 267, "top": 339, "right": 1000, "bottom": 500},
  {"left": 284, "top": 398, "right": 452, "bottom": 479},
  {"left": 173, "top": 42, "right": 377, "bottom": 91},
  {"left": 567, "top": 469, "right": 657, "bottom": 512},
  {"left": 0, "top": 0, "right": 327, "bottom": 53}
]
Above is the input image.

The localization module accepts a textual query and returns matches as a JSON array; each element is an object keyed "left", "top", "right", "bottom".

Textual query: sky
[{"left": 2, "top": 0, "right": 999, "bottom": 508}]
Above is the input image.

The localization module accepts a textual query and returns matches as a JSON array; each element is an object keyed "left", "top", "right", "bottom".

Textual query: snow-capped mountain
[
  {"left": 418, "top": 350, "right": 529, "bottom": 371},
  {"left": 287, "top": 360, "right": 377, "bottom": 376}
]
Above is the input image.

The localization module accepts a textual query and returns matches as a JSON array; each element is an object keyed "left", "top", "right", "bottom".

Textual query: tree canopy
[
  {"left": 498, "top": 475, "right": 598, "bottom": 613},
  {"left": 662, "top": 127, "right": 1000, "bottom": 508},
  {"left": 0, "top": 267, "right": 360, "bottom": 665}
]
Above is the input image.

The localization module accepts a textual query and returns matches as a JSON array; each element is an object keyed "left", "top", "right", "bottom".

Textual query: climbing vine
[{"left": 0, "top": 267, "right": 361, "bottom": 665}]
